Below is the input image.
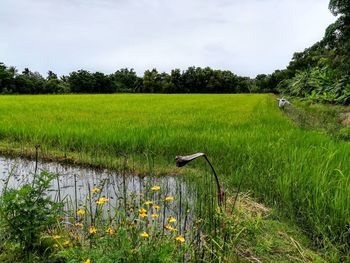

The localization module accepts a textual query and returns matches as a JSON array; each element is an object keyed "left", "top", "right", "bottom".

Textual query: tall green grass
[{"left": 0, "top": 94, "right": 349, "bottom": 258}]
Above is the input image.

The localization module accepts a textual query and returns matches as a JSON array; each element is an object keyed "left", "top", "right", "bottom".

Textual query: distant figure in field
[{"left": 277, "top": 97, "right": 290, "bottom": 110}]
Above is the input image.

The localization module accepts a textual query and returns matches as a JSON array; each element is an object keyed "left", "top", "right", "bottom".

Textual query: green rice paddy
[{"left": 0, "top": 94, "right": 349, "bottom": 258}]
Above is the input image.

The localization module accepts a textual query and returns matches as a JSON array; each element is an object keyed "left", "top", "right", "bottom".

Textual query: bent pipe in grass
[{"left": 175, "top": 153, "right": 224, "bottom": 208}]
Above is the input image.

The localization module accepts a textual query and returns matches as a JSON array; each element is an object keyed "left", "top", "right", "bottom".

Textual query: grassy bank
[
  {"left": 0, "top": 94, "right": 349, "bottom": 260},
  {"left": 283, "top": 99, "right": 350, "bottom": 138}
]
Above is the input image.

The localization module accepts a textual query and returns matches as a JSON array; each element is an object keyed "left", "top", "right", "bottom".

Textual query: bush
[{"left": 0, "top": 171, "right": 62, "bottom": 259}]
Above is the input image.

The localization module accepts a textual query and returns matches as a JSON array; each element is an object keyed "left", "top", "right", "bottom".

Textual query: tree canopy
[
  {"left": 0, "top": 63, "right": 257, "bottom": 95},
  {"left": 257, "top": 0, "right": 350, "bottom": 104}
]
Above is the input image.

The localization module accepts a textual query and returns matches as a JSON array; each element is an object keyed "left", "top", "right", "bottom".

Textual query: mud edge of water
[{"left": 0, "top": 146, "right": 181, "bottom": 178}]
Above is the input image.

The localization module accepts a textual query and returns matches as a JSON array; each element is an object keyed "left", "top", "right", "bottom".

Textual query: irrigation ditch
[{"left": 0, "top": 154, "right": 199, "bottom": 229}]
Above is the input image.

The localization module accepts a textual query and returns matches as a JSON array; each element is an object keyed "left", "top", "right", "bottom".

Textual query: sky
[{"left": 0, "top": 0, "right": 336, "bottom": 77}]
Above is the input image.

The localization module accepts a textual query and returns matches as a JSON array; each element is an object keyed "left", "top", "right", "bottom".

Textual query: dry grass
[
  {"left": 340, "top": 112, "right": 350, "bottom": 125},
  {"left": 229, "top": 193, "right": 326, "bottom": 262}
]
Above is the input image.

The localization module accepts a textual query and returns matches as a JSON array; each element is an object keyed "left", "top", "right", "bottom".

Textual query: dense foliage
[
  {"left": 260, "top": 0, "right": 350, "bottom": 104},
  {"left": 0, "top": 171, "right": 62, "bottom": 261},
  {"left": 0, "top": 64, "right": 254, "bottom": 94}
]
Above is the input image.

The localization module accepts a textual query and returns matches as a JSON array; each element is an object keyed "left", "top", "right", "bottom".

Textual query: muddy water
[
  {"left": 0, "top": 156, "right": 182, "bottom": 200},
  {"left": 0, "top": 156, "right": 195, "bottom": 227}
]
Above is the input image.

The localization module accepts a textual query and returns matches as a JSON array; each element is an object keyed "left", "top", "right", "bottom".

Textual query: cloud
[{"left": 0, "top": 0, "right": 335, "bottom": 77}]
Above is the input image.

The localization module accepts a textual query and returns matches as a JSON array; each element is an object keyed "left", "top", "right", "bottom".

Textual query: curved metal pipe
[{"left": 175, "top": 153, "right": 223, "bottom": 207}]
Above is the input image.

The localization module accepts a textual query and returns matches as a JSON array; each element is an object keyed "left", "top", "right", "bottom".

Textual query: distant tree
[
  {"left": 110, "top": 68, "right": 139, "bottom": 93},
  {"left": 218, "top": 70, "right": 239, "bottom": 93},
  {"left": 42, "top": 79, "right": 59, "bottom": 93},
  {"left": 329, "top": 0, "right": 350, "bottom": 16},
  {"left": 255, "top": 74, "right": 269, "bottom": 91},
  {"left": 93, "top": 72, "right": 113, "bottom": 93},
  {"left": 47, "top": 70, "right": 58, "bottom": 80},
  {"left": 0, "top": 63, "right": 257, "bottom": 95},
  {"left": 181, "top": 67, "right": 204, "bottom": 93},
  {"left": 0, "top": 63, "right": 16, "bottom": 93},
  {"left": 68, "top": 70, "right": 95, "bottom": 93},
  {"left": 15, "top": 69, "right": 45, "bottom": 94},
  {"left": 22, "top": 68, "right": 30, "bottom": 75},
  {"left": 169, "top": 69, "right": 183, "bottom": 93},
  {"left": 236, "top": 77, "right": 252, "bottom": 93},
  {"left": 143, "top": 69, "right": 162, "bottom": 93},
  {"left": 58, "top": 76, "right": 71, "bottom": 93}
]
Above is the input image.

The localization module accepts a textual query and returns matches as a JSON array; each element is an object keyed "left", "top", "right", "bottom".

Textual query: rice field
[{"left": 0, "top": 94, "right": 349, "bottom": 259}]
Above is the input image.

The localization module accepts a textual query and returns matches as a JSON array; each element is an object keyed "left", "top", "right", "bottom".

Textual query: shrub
[{"left": 0, "top": 171, "right": 62, "bottom": 259}]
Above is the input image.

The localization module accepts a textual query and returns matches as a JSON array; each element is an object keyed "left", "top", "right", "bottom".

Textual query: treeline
[
  {"left": 0, "top": 64, "right": 257, "bottom": 94},
  {"left": 258, "top": 0, "right": 350, "bottom": 105}
]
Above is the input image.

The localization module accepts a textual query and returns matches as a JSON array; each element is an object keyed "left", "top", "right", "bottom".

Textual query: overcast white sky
[{"left": 0, "top": 0, "right": 335, "bottom": 77}]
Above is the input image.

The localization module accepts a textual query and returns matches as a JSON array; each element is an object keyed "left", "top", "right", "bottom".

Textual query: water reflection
[{"left": 0, "top": 156, "right": 195, "bottom": 231}]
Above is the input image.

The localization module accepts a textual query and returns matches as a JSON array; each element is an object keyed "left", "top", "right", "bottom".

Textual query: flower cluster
[{"left": 50, "top": 182, "right": 189, "bottom": 261}]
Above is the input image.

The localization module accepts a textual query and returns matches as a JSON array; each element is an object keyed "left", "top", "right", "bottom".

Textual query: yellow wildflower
[
  {"left": 153, "top": 204, "right": 160, "bottom": 210},
  {"left": 139, "top": 212, "right": 147, "bottom": 218},
  {"left": 139, "top": 208, "right": 147, "bottom": 214},
  {"left": 165, "top": 225, "right": 177, "bottom": 232},
  {"left": 139, "top": 207, "right": 147, "bottom": 218},
  {"left": 151, "top": 213, "right": 159, "bottom": 218},
  {"left": 144, "top": 200, "right": 153, "bottom": 205},
  {"left": 164, "top": 196, "right": 174, "bottom": 201},
  {"left": 167, "top": 216, "right": 177, "bottom": 223},
  {"left": 92, "top": 187, "right": 101, "bottom": 194},
  {"left": 74, "top": 222, "right": 83, "bottom": 228},
  {"left": 140, "top": 231, "right": 149, "bottom": 238},
  {"left": 63, "top": 239, "right": 70, "bottom": 247},
  {"left": 84, "top": 259, "right": 91, "bottom": 263},
  {"left": 52, "top": 235, "right": 61, "bottom": 240},
  {"left": 89, "top": 226, "right": 97, "bottom": 234},
  {"left": 175, "top": 235, "right": 185, "bottom": 243},
  {"left": 96, "top": 197, "right": 108, "bottom": 205},
  {"left": 151, "top": 185, "right": 160, "bottom": 191},
  {"left": 106, "top": 227, "right": 114, "bottom": 235},
  {"left": 77, "top": 209, "right": 85, "bottom": 215}
]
